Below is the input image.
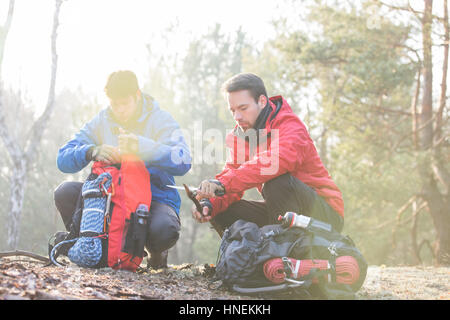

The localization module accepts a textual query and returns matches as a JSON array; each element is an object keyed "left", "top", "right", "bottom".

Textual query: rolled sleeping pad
[{"left": 263, "top": 256, "right": 360, "bottom": 285}]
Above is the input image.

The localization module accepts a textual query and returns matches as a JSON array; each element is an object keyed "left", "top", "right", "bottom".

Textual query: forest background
[{"left": 0, "top": 0, "right": 448, "bottom": 267}]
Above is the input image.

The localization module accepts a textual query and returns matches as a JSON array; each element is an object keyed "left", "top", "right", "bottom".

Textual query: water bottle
[
  {"left": 133, "top": 204, "right": 150, "bottom": 258},
  {"left": 136, "top": 204, "right": 150, "bottom": 225},
  {"left": 277, "top": 211, "right": 333, "bottom": 233}
]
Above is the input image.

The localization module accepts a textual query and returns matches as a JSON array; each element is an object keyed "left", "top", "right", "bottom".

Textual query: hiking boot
[
  {"left": 148, "top": 250, "right": 168, "bottom": 269},
  {"left": 55, "top": 231, "right": 69, "bottom": 244},
  {"left": 48, "top": 231, "right": 69, "bottom": 256}
]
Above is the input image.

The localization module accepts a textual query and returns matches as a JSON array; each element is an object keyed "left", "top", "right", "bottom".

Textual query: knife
[
  {"left": 167, "top": 184, "right": 224, "bottom": 237},
  {"left": 166, "top": 185, "right": 225, "bottom": 197}
]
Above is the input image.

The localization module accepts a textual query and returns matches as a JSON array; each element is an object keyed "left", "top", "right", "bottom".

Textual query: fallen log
[{"left": 0, "top": 250, "right": 49, "bottom": 264}]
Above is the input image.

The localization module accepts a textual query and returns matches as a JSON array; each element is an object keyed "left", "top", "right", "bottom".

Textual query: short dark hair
[
  {"left": 104, "top": 70, "right": 139, "bottom": 99},
  {"left": 221, "top": 73, "right": 267, "bottom": 103}
]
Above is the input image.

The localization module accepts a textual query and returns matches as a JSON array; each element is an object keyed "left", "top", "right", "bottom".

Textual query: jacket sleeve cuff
[
  {"left": 209, "top": 198, "right": 220, "bottom": 218},
  {"left": 85, "top": 144, "right": 95, "bottom": 161},
  {"left": 81, "top": 144, "right": 95, "bottom": 164},
  {"left": 217, "top": 175, "right": 233, "bottom": 194}
]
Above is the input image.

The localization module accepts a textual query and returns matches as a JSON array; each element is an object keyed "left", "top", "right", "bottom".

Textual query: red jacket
[{"left": 211, "top": 95, "right": 344, "bottom": 218}]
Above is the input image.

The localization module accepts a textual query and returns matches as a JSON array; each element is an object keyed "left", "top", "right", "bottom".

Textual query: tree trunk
[
  {"left": 428, "top": 0, "right": 450, "bottom": 265},
  {"left": 0, "top": 0, "right": 63, "bottom": 250},
  {"left": 425, "top": 181, "right": 450, "bottom": 264},
  {"left": 418, "top": 0, "right": 450, "bottom": 265},
  {"left": 6, "top": 159, "right": 27, "bottom": 249},
  {"left": 419, "top": 0, "right": 433, "bottom": 150}
]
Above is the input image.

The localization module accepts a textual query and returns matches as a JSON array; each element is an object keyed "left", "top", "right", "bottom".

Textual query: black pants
[
  {"left": 53, "top": 181, "right": 181, "bottom": 254},
  {"left": 212, "top": 173, "right": 344, "bottom": 233}
]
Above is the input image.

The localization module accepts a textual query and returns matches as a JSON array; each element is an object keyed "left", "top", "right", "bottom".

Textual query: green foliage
[{"left": 271, "top": 0, "right": 439, "bottom": 265}]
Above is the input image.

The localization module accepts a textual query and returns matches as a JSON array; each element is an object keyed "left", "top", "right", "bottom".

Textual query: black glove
[
  {"left": 86, "top": 146, "right": 95, "bottom": 161},
  {"left": 86, "top": 145, "right": 121, "bottom": 164},
  {"left": 208, "top": 179, "right": 226, "bottom": 196},
  {"left": 199, "top": 198, "right": 213, "bottom": 215}
]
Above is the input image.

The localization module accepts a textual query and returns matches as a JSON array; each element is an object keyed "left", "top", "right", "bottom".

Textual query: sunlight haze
[{"left": 1, "top": 0, "right": 280, "bottom": 111}]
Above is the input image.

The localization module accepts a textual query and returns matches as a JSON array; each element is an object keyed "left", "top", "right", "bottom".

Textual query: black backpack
[{"left": 215, "top": 219, "right": 367, "bottom": 299}]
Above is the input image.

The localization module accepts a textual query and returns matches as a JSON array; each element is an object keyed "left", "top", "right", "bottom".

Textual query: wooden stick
[{"left": 0, "top": 250, "right": 50, "bottom": 263}]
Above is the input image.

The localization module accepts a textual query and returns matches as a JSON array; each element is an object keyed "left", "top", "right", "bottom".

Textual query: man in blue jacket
[{"left": 54, "top": 70, "right": 191, "bottom": 268}]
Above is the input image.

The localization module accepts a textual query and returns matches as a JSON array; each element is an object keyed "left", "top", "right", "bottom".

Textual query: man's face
[
  {"left": 227, "top": 90, "right": 266, "bottom": 132},
  {"left": 109, "top": 92, "right": 140, "bottom": 124}
]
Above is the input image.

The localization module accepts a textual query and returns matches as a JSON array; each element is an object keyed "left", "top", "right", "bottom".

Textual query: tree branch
[
  {"left": 0, "top": 0, "right": 21, "bottom": 164},
  {"left": 25, "top": 0, "right": 62, "bottom": 164},
  {"left": 376, "top": 0, "right": 445, "bottom": 22},
  {"left": 0, "top": 250, "right": 49, "bottom": 263},
  {"left": 431, "top": 162, "right": 450, "bottom": 195},
  {"left": 371, "top": 104, "right": 414, "bottom": 116},
  {"left": 393, "top": 43, "right": 422, "bottom": 64},
  {"left": 0, "top": 0, "right": 15, "bottom": 72}
]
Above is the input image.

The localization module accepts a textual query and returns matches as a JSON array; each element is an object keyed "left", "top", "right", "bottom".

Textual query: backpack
[
  {"left": 49, "top": 154, "right": 152, "bottom": 272},
  {"left": 215, "top": 218, "right": 368, "bottom": 299}
]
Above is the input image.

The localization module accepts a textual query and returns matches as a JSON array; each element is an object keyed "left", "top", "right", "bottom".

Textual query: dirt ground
[{"left": 0, "top": 257, "right": 448, "bottom": 300}]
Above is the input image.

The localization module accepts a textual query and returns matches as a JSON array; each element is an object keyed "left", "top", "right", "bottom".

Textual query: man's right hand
[
  {"left": 89, "top": 144, "right": 121, "bottom": 164},
  {"left": 196, "top": 179, "right": 225, "bottom": 199}
]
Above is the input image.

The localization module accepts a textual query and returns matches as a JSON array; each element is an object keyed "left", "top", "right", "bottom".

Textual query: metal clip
[
  {"left": 102, "top": 184, "right": 112, "bottom": 232},
  {"left": 328, "top": 243, "right": 338, "bottom": 256},
  {"left": 101, "top": 182, "right": 109, "bottom": 195},
  {"left": 282, "top": 256, "right": 294, "bottom": 277},
  {"left": 105, "top": 193, "right": 112, "bottom": 216}
]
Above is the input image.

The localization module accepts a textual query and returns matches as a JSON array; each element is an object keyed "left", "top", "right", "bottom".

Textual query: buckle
[
  {"left": 282, "top": 257, "right": 294, "bottom": 277},
  {"left": 328, "top": 243, "right": 338, "bottom": 256}
]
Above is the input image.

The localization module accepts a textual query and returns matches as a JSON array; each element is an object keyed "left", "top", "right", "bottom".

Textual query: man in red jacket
[{"left": 191, "top": 73, "right": 344, "bottom": 233}]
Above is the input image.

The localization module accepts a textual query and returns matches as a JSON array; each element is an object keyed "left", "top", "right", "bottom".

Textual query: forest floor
[{"left": 0, "top": 256, "right": 448, "bottom": 300}]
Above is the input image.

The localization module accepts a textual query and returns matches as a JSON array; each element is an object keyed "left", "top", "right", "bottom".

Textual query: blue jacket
[{"left": 57, "top": 94, "right": 191, "bottom": 215}]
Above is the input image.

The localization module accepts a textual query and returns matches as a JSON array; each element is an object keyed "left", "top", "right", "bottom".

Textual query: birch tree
[{"left": 0, "top": 0, "right": 64, "bottom": 249}]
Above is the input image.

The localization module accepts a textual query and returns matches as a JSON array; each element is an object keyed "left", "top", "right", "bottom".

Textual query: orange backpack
[
  {"left": 91, "top": 154, "right": 152, "bottom": 271},
  {"left": 49, "top": 154, "right": 152, "bottom": 272}
]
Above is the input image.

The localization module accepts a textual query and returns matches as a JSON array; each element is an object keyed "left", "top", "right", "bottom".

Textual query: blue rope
[
  {"left": 50, "top": 238, "right": 78, "bottom": 266},
  {"left": 67, "top": 172, "right": 112, "bottom": 268}
]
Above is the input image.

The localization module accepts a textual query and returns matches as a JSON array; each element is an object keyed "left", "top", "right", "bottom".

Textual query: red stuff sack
[{"left": 92, "top": 153, "right": 152, "bottom": 272}]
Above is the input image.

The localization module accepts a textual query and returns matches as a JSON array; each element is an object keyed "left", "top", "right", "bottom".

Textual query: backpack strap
[{"left": 232, "top": 281, "right": 306, "bottom": 295}]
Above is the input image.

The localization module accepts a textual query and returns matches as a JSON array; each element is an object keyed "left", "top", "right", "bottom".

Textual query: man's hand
[
  {"left": 90, "top": 144, "right": 121, "bottom": 164},
  {"left": 118, "top": 128, "right": 139, "bottom": 155},
  {"left": 191, "top": 199, "right": 212, "bottom": 223},
  {"left": 196, "top": 179, "right": 225, "bottom": 199}
]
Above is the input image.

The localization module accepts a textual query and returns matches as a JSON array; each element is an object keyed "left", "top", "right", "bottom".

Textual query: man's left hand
[
  {"left": 118, "top": 128, "right": 139, "bottom": 155},
  {"left": 191, "top": 202, "right": 212, "bottom": 223}
]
